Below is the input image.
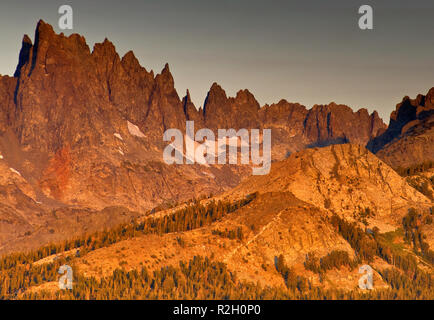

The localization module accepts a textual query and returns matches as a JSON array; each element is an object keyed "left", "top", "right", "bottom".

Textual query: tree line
[
  {"left": 395, "top": 160, "right": 434, "bottom": 176},
  {"left": 0, "top": 193, "right": 257, "bottom": 272}
]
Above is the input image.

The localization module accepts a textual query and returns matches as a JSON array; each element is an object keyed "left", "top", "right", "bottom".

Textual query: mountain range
[{"left": 0, "top": 20, "right": 432, "bottom": 299}]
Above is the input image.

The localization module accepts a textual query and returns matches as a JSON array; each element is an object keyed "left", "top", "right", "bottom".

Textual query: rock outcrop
[
  {"left": 368, "top": 87, "right": 434, "bottom": 168},
  {"left": 227, "top": 143, "right": 432, "bottom": 231}
]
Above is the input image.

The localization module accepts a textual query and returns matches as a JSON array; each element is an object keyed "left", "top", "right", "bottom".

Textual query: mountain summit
[{"left": 368, "top": 87, "right": 434, "bottom": 168}]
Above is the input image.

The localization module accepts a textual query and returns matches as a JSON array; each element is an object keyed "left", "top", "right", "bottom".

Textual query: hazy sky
[{"left": 0, "top": 0, "right": 433, "bottom": 122}]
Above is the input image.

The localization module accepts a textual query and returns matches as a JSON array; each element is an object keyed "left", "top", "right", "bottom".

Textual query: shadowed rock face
[
  {"left": 0, "top": 75, "right": 16, "bottom": 134},
  {"left": 368, "top": 87, "right": 434, "bottom": 168}
]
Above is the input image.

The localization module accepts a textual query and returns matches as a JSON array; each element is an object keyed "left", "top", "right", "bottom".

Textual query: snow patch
[
  {"left": 114, "top": 133, "right": 123, "bottom": 141},
  {"left": 127, "top": 121, "right": 146, "bottom": 138},
  {"left": 202, "top": 171, "right": 215, "bottom": 179},
  {"left": 0, "top": 154, "right": 3, "bottom": 160},
  {"left": 118, "top": 148, "right": 124, "bottom": 156},
  {"left": 10, "top": 168, "right": 21, "bottom": 176}
]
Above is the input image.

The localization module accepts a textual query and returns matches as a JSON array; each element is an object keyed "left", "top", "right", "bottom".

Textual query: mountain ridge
[
  {"left": 0, "top": 20, "right": 431, "bottom": 260},
  {"left": 368, "top": 87, "right": 434, "bottom": 168}
]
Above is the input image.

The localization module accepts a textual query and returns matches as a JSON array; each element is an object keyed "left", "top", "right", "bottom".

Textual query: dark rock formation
[{"left": 368, "top": 87, "right": 434, "bottom": 168}]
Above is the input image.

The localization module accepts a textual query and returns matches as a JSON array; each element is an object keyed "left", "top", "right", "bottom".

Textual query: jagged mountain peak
[
  {"left": 156, "top": 62, "right": 173, "bottom": 81},
  {"left": 207, "top": 82, "right": 227, "bottom": 100},
  {"left": 182, "top": 89, "right": 195, "bottom": 108},
  {"left": 22, "top": 34, "right": 32, "bottom": 44},
  {"left": 33, "top": 19, "right": 88, "bottom": 51},
  {"left": 390, "top": 87, "right": 434, "bottom": 122},
  {"left": 203, "top": 82, "right": 227, "bottom": 118},
  {"left": 35, "top": 19, "right": 55, "bottom": 39},
  {"left": 368, "top": 87, "right": 434, "bottom": 167},
  {"left": 14, "top": 35, "right": 33, "bottom": 77},
  {"left": 234, "top": 89, "right": 259, "bottom": 108},
  {"left": 92, "top": 38, "right": 119, "bottom": 62},
  {"left": 8, "top": 20, "right": 388, "bottom": 151},
  {"left": 182, "top": 89, "right": 204, "bottom": 125},
  {"left": 369, "top": 87, "right": 434, "bottom": 147},
  {"left": 162, "top": 62, "right": 170, "bottom": 73},
  {"left": 425, "top": 87, "right": 434, "bottom": 108},
  {"left": 121, "top": 50, "right": 143, "bottom": 73}
]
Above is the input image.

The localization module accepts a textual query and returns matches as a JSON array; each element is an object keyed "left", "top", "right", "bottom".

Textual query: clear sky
[{"left": 0, "top": 0, "right": 433, "bottom": 122}]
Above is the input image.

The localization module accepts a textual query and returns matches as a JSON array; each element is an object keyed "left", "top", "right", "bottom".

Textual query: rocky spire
[
  {"left": 182, "top": 89, "right": 204, "bottom": 127},
  {"left": 14, "top": 35, "right": 32, "bottom": 78},
  {"left": 368, "top": 87, "right": 434, "bottom": 153},
  {"left": 28, "top": 20, "right": 57, "bottom": 76}
]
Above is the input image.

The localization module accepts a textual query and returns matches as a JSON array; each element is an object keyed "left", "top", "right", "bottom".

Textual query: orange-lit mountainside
[{"left": 0, "top": 21, "right": 432, "bottom": 300}]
